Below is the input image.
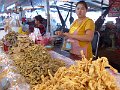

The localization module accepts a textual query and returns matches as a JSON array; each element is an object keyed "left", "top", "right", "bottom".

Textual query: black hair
[
  {"left": 34, "top": 15, "right": 43, "bottom": 23},
  {"left": 76, "top": 1, "right": 88, "bottom": 10}
]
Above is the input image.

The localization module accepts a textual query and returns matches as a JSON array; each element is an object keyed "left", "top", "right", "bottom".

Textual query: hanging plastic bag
[{"left": 61, "top": 37, "right": 72, "bottom": 51}]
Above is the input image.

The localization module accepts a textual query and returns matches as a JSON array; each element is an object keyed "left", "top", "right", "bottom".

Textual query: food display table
[
  {"left": 52, "top": 45, "right": 81, "bottom": 60},
  {"left": 49, "top": 51, "right": 74, "bottom": 66},
  {"left": 0, "top": 32, "right": 120, "bottom": 90},
  {"left": 0, "top": 47, "right": 75, "bottom": 90}
]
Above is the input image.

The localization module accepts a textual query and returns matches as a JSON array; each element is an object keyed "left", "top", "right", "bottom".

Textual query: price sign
[{"left": 108, "top": 0, "right": 120, "bottom": 17}]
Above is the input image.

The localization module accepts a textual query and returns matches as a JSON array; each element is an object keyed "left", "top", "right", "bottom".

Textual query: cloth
[
  {"left": 69, "top": 17, "right": 95, "bottom": 59},
  {"left": 69, "top": 27, "right": 89, "bottom": 58},
  {"left": 37, "top": 24, "right": 46, "bottom": 36}
]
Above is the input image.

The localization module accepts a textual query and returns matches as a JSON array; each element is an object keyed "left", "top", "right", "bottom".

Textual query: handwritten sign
[{"left": 108, "top": 0, "right": 120, "bottom": 17}]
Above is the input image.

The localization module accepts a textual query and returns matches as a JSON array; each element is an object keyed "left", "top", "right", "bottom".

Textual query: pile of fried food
[
  {"left": 2, "top": 31, "right": 18, "bottom": 47},
  {"left": 9, "top": 35, "right": 65, "bottom": 87},
  {"left": 9, "top": 34, "right": 34, "bottom": 54},
  {"left": 32, "top": 56, "right": 119, "bottom": 90}
]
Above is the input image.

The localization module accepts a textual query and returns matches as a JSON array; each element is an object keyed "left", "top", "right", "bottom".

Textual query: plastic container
[{"left": 45, "top": 45, "right": 53, "bottom": 50}]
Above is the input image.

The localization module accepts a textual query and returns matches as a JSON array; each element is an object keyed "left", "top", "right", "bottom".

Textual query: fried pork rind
[
  {"left": 2, "top": 31, "right": 18, "bottom": 47},
  {"left": 9, "top": 36, "right": 65, "bottom": 87},
  {"left": 32, "top": 57, "right": 119, "bottom": 90}
]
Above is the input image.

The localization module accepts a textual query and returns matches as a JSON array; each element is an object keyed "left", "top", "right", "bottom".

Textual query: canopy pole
[{"left": 46, "top": 0, "right": 51, "bottom": 35}]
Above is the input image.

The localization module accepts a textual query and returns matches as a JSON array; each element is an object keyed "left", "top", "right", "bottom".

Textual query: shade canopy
[{"left": 0, "top": 0, "right": 109, "bottom": 12}]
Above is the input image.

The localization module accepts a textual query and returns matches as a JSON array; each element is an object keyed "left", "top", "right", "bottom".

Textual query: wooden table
[
  {"left": 52, "top": 45, "right": 81, "bottom": 60},
  {"left": 53, "top": 45, "right": 120, "bottom": 72},
  {"left": 49, "top": 51, "right": 75, "bottom": 66}
]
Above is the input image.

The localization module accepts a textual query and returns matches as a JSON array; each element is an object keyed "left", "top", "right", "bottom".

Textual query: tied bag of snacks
[
  {"left": 0, "top": 52, "right": 30, "bottom": 90},
  {"left": 61, "top": 37, "right": 73, "bottom": 51}
]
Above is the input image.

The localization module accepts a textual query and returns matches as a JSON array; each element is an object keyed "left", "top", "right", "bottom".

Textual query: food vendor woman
[{"left": 56, "top": 1, "right": 95, "bottom": 59}]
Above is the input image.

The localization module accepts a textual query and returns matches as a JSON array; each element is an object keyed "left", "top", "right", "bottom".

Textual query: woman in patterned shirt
[{"left": 34, "top": 15, "right": 46, "bottom": 36}]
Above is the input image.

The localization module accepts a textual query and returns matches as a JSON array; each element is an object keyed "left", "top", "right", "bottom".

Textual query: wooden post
[{"left": 46, "top": 0, "right": 51, "bottom": 35}]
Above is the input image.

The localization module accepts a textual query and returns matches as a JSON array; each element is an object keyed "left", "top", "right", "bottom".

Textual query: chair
[{"left": 92, "top": 31, "right": 100, "bottom": 59}]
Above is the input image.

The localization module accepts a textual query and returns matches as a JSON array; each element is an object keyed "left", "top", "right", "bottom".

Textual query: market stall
[
  {"left": 0, "top": 31, "right": 75, "bottom": 89},
  {"left": 0, "top": 0, "right": 120, "bottom": 89},
  {"left": 0, "top": 31, "right": 120, "bottom": 90}
]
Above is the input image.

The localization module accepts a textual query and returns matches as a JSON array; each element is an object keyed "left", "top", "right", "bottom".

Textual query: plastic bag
[
  {"left": 105, "top": 67, "right": 120, "bottom": 88},
  {"left": 0, "top": 77, "right": 10, "bottom": 90},
  {"left": 18, "top": 27, "right": 28, "bottom": 34},
  {"left": 11, "top": 27, "right": 19, "bottom": 32},
  {"left": 34, "top": 28, "right": 40, "bottom": 37},
  {"left": 8, "top": 83, "right": 30, "bottom": 90},
  {"left": 35, "top": 35, "right": 44, "bottom": 45},
  {"left": 7, "top": 72, "right": 30, "bottom": 90},
  {"left": 0, "top": 52, "right": 30, "bottom": 90},
  {"left": 22, "top": 24, "right": 29, "bottom": 32},
  {"left": 35, "top": 35, "right": 52, "bottom": 46},
  {"left": 29, "top": 33, "right": 36, "bottom": 43},
  {"left": 61, "top": 38, "right": 72, "bottom": 51}
]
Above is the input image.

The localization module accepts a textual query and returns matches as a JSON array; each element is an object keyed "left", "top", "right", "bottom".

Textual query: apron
[
  {"left": 68, "top": 18, "right": 90, "bottom": 58},
  {"left": 69, "top": 30, "right": 89, "bottom": 57}
]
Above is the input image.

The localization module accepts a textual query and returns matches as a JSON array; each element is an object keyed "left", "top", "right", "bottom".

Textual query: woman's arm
[{"left": 63, "top": 29, "right": 94, "bottom": 42}]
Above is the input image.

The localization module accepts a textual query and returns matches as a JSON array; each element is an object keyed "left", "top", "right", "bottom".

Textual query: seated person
[{"left": 34, "top": 15, "right": 46, "bottom": 36}]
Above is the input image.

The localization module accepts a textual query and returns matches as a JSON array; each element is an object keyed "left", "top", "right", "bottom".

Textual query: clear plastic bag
[
  {"left": 61, "top": 37, "right": 72, "bottom": 51},
  {"left": 0, "top": 64, "right": 11, "bottom": 90},
  {"left": 0, "top": 77, "right": 10, "bottom": 90},
  {"left": 7, "top": 72, "right": 30, "bottom": 90},
  {"left": 105, "top": 68, "right": 120, "bottom": 89},
  {"left": 29, "top": 33, "right": 36, "bottom": 43},
  {"left": 22, "top": 24, "right": 29, "bottom": 32},
  {"left": 0, "top": 58, "right": 13, "bottom": 66},
  {"left": 0, "top": 52, "right": 30, "bottom": 90},
  {"left": 34, "top": 28, "right": 41, "bottom": 37},
  {"left": 8, "top": 83, "right": 30, "bottom": 90}
]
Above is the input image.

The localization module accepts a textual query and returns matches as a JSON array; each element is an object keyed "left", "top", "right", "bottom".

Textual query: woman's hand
[
  {"left": 55, "top": 31, "right": 63, "bottom": 36},
  {"left": 55, "top": 31, "right": 71, "bottom": 38},
  {"left": 63, "top": 32, "right": 71, "bottom": 38}
]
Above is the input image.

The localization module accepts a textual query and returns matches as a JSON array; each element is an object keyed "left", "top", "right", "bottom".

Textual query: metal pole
[{"left": 46, "top": 0, "right": 51, "bottom": 34}]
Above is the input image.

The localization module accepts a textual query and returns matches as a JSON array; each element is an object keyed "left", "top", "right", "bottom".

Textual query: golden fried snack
[
  {"left": 9, "top": 37, "right": 65, "bottom": 87},
  {"left": 2, "top": 31, "right": 18, "bottom": 47},
  {"left": 32, "top": 56, "right": 119, "bottom": 90}
]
